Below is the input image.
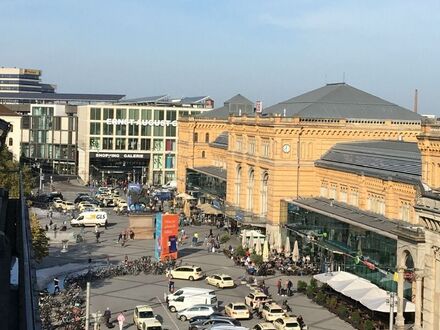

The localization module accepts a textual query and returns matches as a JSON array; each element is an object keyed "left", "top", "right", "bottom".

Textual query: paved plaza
[{"left": 35, "top": 181, "right": 354, "bottom": 330}]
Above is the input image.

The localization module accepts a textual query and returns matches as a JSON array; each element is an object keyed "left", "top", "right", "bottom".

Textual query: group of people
[
  {"left": 276, "top": 278, "right": 294, "bottom": 297},
  {"left": 117, "top": 228, "right": 135, "bottom": 246},
  {"left": 204, "top": 229, "right": 221, "bottom": 253},
  {"left": 103, "top": 307, "right": 126, "bottom": 330}
]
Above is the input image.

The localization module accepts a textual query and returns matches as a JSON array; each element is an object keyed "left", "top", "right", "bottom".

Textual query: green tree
[
  {"left": 0, "top": 145, "right": 34, "bottom": 197},
  {"left": 30, "top": 213, "right": 49, "bottom": 263}
]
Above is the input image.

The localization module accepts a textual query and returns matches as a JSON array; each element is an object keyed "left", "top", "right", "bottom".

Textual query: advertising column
[{"left": 154, "top": 213, "right": 179, "bottom": 261}]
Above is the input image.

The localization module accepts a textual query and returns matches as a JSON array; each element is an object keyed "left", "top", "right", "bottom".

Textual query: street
[{"left": 35, "top": 181, "right": 353, "bottom": 330}]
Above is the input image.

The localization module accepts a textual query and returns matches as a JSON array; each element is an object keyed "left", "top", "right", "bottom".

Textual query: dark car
[
  {"left": 188, "top": 313, "right": 225, "bottom": 324},
  {"left": 28, "top": 194, "right": 51, "bottom": 208},
  {"left": 188, "top": 317, "right": 241, "bottom": 330},
  {"left": 48, "top": 191, "right": 64, "bottom": 201}
]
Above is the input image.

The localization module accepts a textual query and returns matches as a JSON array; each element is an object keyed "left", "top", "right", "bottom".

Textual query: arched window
[
  {"left": 247, "top": 168, "right": 254, "bottom": 211},
  {"left": 201, "top": 151, "right": 206, "bottom": 158},
  {"left": 205, "top": 133, "right": 209, "bottom": 143},
  {"left": 261, "top": 172, "right": 269, "bottom": 216},
  {"left": 235, "top": 165, "right": 242, "bottom": 205},
  {"left": 194, "top": 132, "right": 198, "bottom": 142}
]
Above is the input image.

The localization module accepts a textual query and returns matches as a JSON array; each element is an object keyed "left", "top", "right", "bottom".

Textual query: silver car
[
  {"left": 177, "top": 304, "right": 216, "bottom": 322},
  {"left": 189, "top": 317, "right": 241, "bottom": 330}
]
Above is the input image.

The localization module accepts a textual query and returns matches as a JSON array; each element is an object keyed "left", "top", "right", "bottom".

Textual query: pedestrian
[
  {"left": 53, "top": 276, "right": 60, "bottom": 294},
  {"left": 117, "top": 312, "right": 125, "bottom": 330},
  {"left": 104, "top": 220, "right": 108, "bottom": 230},
  {"left": 96, "top": 231, "right": 101, "bottom": 243},
  {"left": 287, "top": 279, "right": 293, "bottom": 296},
  {"left": 103, "top": 307, "right": 112, "bottom": 327},
  {"left": 168, "top": 277, "right": 175, "bottom": 293},
  {"left": 95, "top": 224, "right": 99, "bottom": 234},
  {"left": 209, "top": 229, "right": 213, "bottom": 237},
  {"left": 276, "top": 278, "right": 282, "bottom": 295},
  {"left": 45, "top": 224, "right": 49, "bottom": 231},
  {"left": 118, "top": 232, "right": 123, "bottom": 243},
  {"left": 129, "top": 229, "right": 135, "bottom": 240},
  {"left": 123, "top": 232, "right": 127, "bottom": 242},
  {"left": 49, "top": 219, "right": 53, "bottom": 229}
]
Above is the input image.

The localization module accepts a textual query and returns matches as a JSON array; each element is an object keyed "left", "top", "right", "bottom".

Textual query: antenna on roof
[{"left": 414, "top": 89, "right": 418, "bottom": 113}]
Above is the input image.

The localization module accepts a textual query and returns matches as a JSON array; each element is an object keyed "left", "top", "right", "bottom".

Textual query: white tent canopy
[
  {"left": 314, "top": 271, "right": 416, "bottom": 313},
  {"left": 176, "top": 192, "right": 196, "bottom": 200},
  {"left": 240, "top": 230, "right": 265, "bottom": 239}
]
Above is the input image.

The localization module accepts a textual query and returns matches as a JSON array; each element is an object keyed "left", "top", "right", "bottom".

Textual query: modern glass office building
[{"left": 77, "top": 96, "right": 213, "bottom": 185}]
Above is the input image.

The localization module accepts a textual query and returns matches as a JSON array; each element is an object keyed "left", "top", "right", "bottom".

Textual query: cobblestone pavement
[{"left": 35, "top": 181, "right": 353, "bottom": 330}]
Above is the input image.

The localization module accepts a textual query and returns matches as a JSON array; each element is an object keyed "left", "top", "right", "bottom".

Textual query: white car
[
  {"left": 245, "top": 291, "right": 270, "bottom": 309},
  {"left": 61, "top": 201, "right": 75, "bottom": 211},
  {"left": 52, "top": 198, "right": 64, "bottom": 209},
  {"left": 133, "top": 305, "right": 162, "bottom": 330},
  {"left": 206, "top": 274, "right": 234, "bottom": 288},
  {"left": 176, "top": 304, "right": 216, "bottom": 321},
  {"left": 224, "top": 302, "right": 250, "bottom": 320},
  {"left": 252, "top": 322, "right": 277, "bottom": 330},
  {"left": 78, "top": 203, "right": 100, "bottom": 212},
  {"left": 167, "top": 266, "right": 204, "bottom": 281},
  {"left": 261, "top": 303, "right": 286, "bottom": 322},
  {"left": 273, "top": 317, "right": 302, "bottom": 330}
]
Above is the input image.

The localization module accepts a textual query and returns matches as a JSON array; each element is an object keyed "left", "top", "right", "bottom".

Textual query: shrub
[
  {"left": 250, "top": 253, "right": 263, "bottom": 266},
  {"left": 297, "top": 280, "right": 308, "bottom": 292},
  {"left": 235, "top": 245, "right": 246, "bottom": 257},
  {"left": 325, "top": 297, "right": 337, "bottom": 311},
  {"left": 363, "top": 320, "right": 374, "bottom": 330},
  {"left": 306, "top": 285, "right": 315, "bottom": 298},
  {"left": 337, "top": 305, "right": 348, "bottom": 319},
  {"left": 350, "top": 311, "right": 361, "bottom": 327},
  {"left": 309, "top": 278, "right": 318, "bottom": 290},
  {"left": 315, "top": 291, "right": 327, "bottom": 305},
  {"left": 220, "top": 233, "right": 230, "bottom": 244}
]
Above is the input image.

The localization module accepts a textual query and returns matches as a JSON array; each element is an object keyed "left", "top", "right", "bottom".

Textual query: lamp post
[
  {"left": 34, "top": 160, "right": 43, "bottom": 192},
  {"left": 387, "top": 291, "right": 395, "bottom": 329}
]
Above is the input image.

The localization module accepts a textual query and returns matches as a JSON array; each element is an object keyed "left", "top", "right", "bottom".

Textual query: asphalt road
[{"left": 34, "top": 181, "right": 353, "bottom": 330}]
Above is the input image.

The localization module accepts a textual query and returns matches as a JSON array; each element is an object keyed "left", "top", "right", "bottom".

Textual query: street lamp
[
  {"left": 33, "top": 160, "right": 43, "bottom": 192},
  {"left": 387, "top": 291, "right": 395, "bottom": 329}
]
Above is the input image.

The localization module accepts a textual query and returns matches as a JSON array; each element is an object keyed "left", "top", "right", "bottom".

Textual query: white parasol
[
  {"left": 263, "top": 239, "right": 270, "bottom": 262},
  {"left": 292, "top": 240, "right": 300, "bottom": 262},
  {"left": 284, "top": 236, "right": 291, "bottom": 257}
]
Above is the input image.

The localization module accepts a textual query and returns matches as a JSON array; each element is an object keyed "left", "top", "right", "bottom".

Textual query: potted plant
[{"left": 297, "top": 280, "right": 308, "bottom": 293}]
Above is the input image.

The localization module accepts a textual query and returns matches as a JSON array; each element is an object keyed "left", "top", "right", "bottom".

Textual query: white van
[
  {"left": 167, "top": 293, "right": 218, "bottom": 312},
  {"left": 70, "top": 211, "right": 108, "bottom": 227},
  {"left": 167, "top": 287, "right": 214, "bottom": 302}
]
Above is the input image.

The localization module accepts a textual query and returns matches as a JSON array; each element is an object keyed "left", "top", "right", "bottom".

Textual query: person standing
[
  {"left": 95, "top": 231, "right": 101, "bottom": 243},
  {"left": 276, "top": 278, "right": 282, "bottom": 295},
  {"left": 287, "top": 279, "right": 293, "bottom": 296},
  {"left": 53, "top": 277, "right": 60, "bottom": 294},
  {"left": 117, "top": 312, "right": 125, "bottom": 330},
  {"left": 168, "top": 277, "right": 175, "bottom": 293},
  {"left": 103, "top": 307, "right": 111, "bottom": 327},
  {"left": 118, "top": 232, "right": 123, "bottom": 244}
]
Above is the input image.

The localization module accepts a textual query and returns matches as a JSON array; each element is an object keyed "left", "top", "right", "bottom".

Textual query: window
[
  {"left": 103, "top": 138, "right": 113, "bottom": 150},
  {"left": 115, "top": 124, "right": 126, "bottom": 136},
  {"left": 128, "top": 138, "right": 138, "bottom": 150},
  {"left": 8, "top": 138, "right": 12, "bottom": 146},
  {"left": 340, "top": 186, "right": 348, "bottom": 203},
  {"left": 154, "top": 126, "right": 164, "bottom": 136},
  {"left": 153, "top": 155, "right": 163, "bottom": 169},
  {"left": 248, "top": 137, "right": 256, "bottom": 155},
  {"left": 116, "top": 108, "right": 126, "bottom": 119},
  {"left": 165, "top": 171, "right": 175, "bottom": 183},
  {"left": 153, "top": 139, "right": 164, "bottom": 151},
  {"left": 165, "top": 139, "right": 176, "bottom": 151},
  {"left": 205, "top": 133, "right": 210, "bottom": 143},
  {"left": 9, "top": 125, "right": 13, "bottom": 133},
  {"left": 201, "top": 151, "right": 206, "bottom": 158},
  {"left": 166, "top": 125, "right": 176, "bottom": 137},
  {"left": 141, "top": 125, "right": 151, "bottom": 136},
  {"left": 165, "top": 154, "right": 175, "bottom": 168},
  {"left": 262, "top": 139, "right": 270, "bottom": 157},
  {"left": 154, "top": 110, "right": 165, "bottom": 120},
  {"left": 194, "top": 132, "right": 198, "bottom": 142},
  {"left": 367, "top": 193, "right": 385, "bottom": 215},
  {"left": 236, "top": 136, "right": 243, "bottom": 152},
  {"left": 21, "top": 116, "right": 30, "bottom": 129},
  {"left": 54, "top": 117, "right": 61, "bottom": 130},
  {"left": 141, "top": 139, "right": 151, "bottom": 150},
  {"left": 128, "top": 124, "right": 139, "bottom": 136},
  {"left": 261, "top": 172, "right": 269, "bottom": 216},
  {"left": 129, "top": 108, "right": 139, "bottom": 120},
  {"left": 115, "top": 138, "right": 126, "bottom": 150},
  {"left": 103, "top": 123, "right": 114, "bottom": 135},
  {"left": 167, "top": 110, "right": 176, "bottom": 121},
  {"left": 103, "top": 108, "right": 114, "bottom": 120},
  {"left": 235, "top": 166, "right": 242, "bottom": 205},
  {"left": 329, "top": 184, "right": 337, "bottom": 200},
  {"left": 90, "top": 122, "right": 101, "bottom": 135},
  {"left": 141, "top": 109, "right": 152, "bottom": 120},
  {"left": 320, "top": 182, "right": 328, "bottom": 197},
  {"left": 89, "top": 137, "right": 100, "bottom": 149},
  {"left": 247, "top": 168, "right": 254, "bottom": 211},
  {"left": 400, "top": 200, "right": 411, "bottom": 222},
  {"left": 350, "top": 189, "right": 359, "bottom": 207},
  {"left": 90, "top": 108, "right": 101, "bottom": 120}
]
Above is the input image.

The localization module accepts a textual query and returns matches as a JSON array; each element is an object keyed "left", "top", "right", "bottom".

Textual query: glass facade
[
  {"left": 186, "top": 168, "right": 226, "bottom": 200},
  {"left": 286, "top": 202, "right": 412, "bottom": 298}
]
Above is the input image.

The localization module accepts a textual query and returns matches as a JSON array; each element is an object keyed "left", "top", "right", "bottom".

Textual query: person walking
[
  {"left": 95, "top": 231, "right": 101, "bottom": 243},
  {"left": 276, "top": 278, "right": 282, "bottom": 295},
  {"left": 103, "top": 307, "right": 112, "bottom": 327},
  {"left": 53, "top": 277, "right": 60, "bottom": 294},
  {"left": 117, "top": 312, "right": 125, "bottom": 330},
  {"left": 287, "top": 279, "right": 293, "bottom": 296},
  {"left": 168, "top": 277, "right": 175, "bottom": 293},
  {"left": 118, "top": 232, "right": 123, "bottom": 244}
]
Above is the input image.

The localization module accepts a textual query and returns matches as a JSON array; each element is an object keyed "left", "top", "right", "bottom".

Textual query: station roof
[
  {"left": 263, "top": 83, "right": 422, "bottom": 121},
  {"left": 192, "top": 166, "right": 227, "bottom": 180},
  {"left": 0, "top": 92, "right": 125, "bottom": 103},
  {"left": 315, "top": 140, "right": 421, "bottom": 184},
  {"left": 117, "top": 95, "right": 211, "bottom": 106},
  {"left": 210, "top": 132, "right": 228, "bottom": 149},
  {"left": 198, "top": 94, "right": 253, "bottom": 119}
]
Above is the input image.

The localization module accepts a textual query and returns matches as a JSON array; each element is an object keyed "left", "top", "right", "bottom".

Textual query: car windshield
[
  {"left": 286, "top": 322, "right": 299, "bottom": 327},
  {"left": 234, "top": 305, "right": 247, "bottom": 310},
  {"left": 195, "top": 268, "right": 202, "bottom": 272},
  {"left": 145, "top": 326, "right": 161, "bottom": 330},
  {"left": 271, "top": 309, "right": 283, "bottom": 313},
  {"left": 222, "top": 277, "right": 232, "bottom": 281},
  {"left": 139, "top": 311, "right": 154, "bottom": 318}
]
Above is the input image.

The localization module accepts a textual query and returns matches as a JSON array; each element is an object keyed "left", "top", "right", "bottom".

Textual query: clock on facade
[{"left": 282, "top": 144, "right": 291, "bottom": 153}]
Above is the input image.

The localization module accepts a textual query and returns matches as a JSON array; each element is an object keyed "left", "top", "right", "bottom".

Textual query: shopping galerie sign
[{"left": 105, "top": 119, "right": 177, "bottom": 127}]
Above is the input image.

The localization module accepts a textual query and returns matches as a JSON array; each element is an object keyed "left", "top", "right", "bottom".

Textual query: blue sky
[{"left": 1, "top": 0, "right": 439, "bottom": 114}]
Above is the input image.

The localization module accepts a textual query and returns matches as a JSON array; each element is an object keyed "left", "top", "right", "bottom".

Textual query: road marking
[{"left": 156, "top": 295, "right": 179, "bottom": 330}]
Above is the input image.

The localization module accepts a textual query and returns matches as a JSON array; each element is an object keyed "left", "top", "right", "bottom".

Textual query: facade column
[
  {"left": 395, "top": 267, "right": 406, "bottom": 329},
  {"left": 414, "top": 270, "right": 424, "bottom": 330}
]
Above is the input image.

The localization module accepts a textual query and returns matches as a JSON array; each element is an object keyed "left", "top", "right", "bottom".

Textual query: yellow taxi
[
  {"left": 273, "top": 317, "right": 302, "bottom": 330},
  {"left": 245, "top": 290, "right": 270, "bottom": 309},
  {"left": 261, "top": 303, "right": 286, "bottom": 322},
  {"left": 205, "top": 274, "right": 235, "bottom": 288},
  {"left": 61, "top": 201, "right": 75, "bottom": 212},
  {"left": 252, "top": 322, "right": 277, "bottom": 330},
  {"left": 224, "top": 302, "right": 250, "bottom": 319}
]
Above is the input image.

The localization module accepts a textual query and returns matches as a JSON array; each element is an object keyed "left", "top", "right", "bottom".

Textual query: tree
[
  {"left": 0, "top": 145, "right": 34, "bottom": 198},
  {"left": 30, "top": 213, "right": 49, "bottom": 263}
]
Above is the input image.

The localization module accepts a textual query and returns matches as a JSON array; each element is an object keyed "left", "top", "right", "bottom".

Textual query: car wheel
[
  {"left": 216, "top": 283, "right": 220, "bottom": 288},
  {"left": 179, "top": 315, "right": 187, "bottom": 321},
  {"left": 169, "top": 306, "right": 177, "bottom": 313},
  {"left": 189, "top": 276, "right": 194, "bottom": 281}
]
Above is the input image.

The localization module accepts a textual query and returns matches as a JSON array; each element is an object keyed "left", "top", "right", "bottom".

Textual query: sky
[{"left": 1, "top": 0, "right": 440, "bottom": 114}]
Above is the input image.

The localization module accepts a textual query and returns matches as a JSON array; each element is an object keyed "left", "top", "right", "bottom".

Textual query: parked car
[
  {"left": 52, "top": 198, "right": 64, "bottom": 209},
  {"left": 224, "top": 302, "right": 250, "bottom": 320},
  {"left": 133, "top": 305, "right": 161, "bottom": 330},
  {"left": 187, "top": 312, "right": 225, "bottom": 324},
  {"left": 78, "top": 203, "right": 100, "bottom": 212},
  {"left": 205, "top": 274, "right": 234, "bottom": 288},
  {"left": 252, "top": 322, "right": 277, "bottom": 330},
  {"left": 70, "top": 211, "right": 108, "bottom": 227},
  {"left": 61, "top": 201, "right": 75, "bottom": 212},
  {"left": 188, "top": 317, "right": 240, "bottom": 330},
  {"left": 169, "top": 294, "right": 217, "bottom": 313},
  {"left": 261, "top": 303, "right": 286, "bottom": 322},
  {"left": 167, "top": 266, "right": 204, "bottom": 281},
  {"left": 167, "top": 287, "right": 214, "bottom": 302},
  {"left": 273, "top": 317, "right": 301, "bottom": 330},
  {"left": 245, "top": 291, "right": 270, "bottom": 309},
  {"left": 176, "top": 304, "right": 216, "bottom": 321},
  {"left": 28, "top": 194, "right": 51, "bottom": 208}
]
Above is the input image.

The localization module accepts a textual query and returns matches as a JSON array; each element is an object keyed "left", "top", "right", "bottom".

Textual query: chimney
[{"left": 414, "top": 89, "right": 418, "bottom": 113}]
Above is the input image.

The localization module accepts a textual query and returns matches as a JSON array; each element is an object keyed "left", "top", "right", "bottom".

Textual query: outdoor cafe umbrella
[
  {"left": 255, "top": 237, "right": 262, "bottom": 255},
  {"left": 276, "top": 232, "right": 283, "bottom": 253},
  {"left": 292, "top": 240, "right": 300, "bottom": 262},
  {"left": 263, "top": 240, "right": 270, "bottom": 262},
  {"left": 241, "top": 230, "right": 247, "bottom": 248},
  {"left": 284, "top": 236, "right": 291, "bottom": 257},
  {"left": 249, "top": 232, "right": 255, "bottom": 253}
]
